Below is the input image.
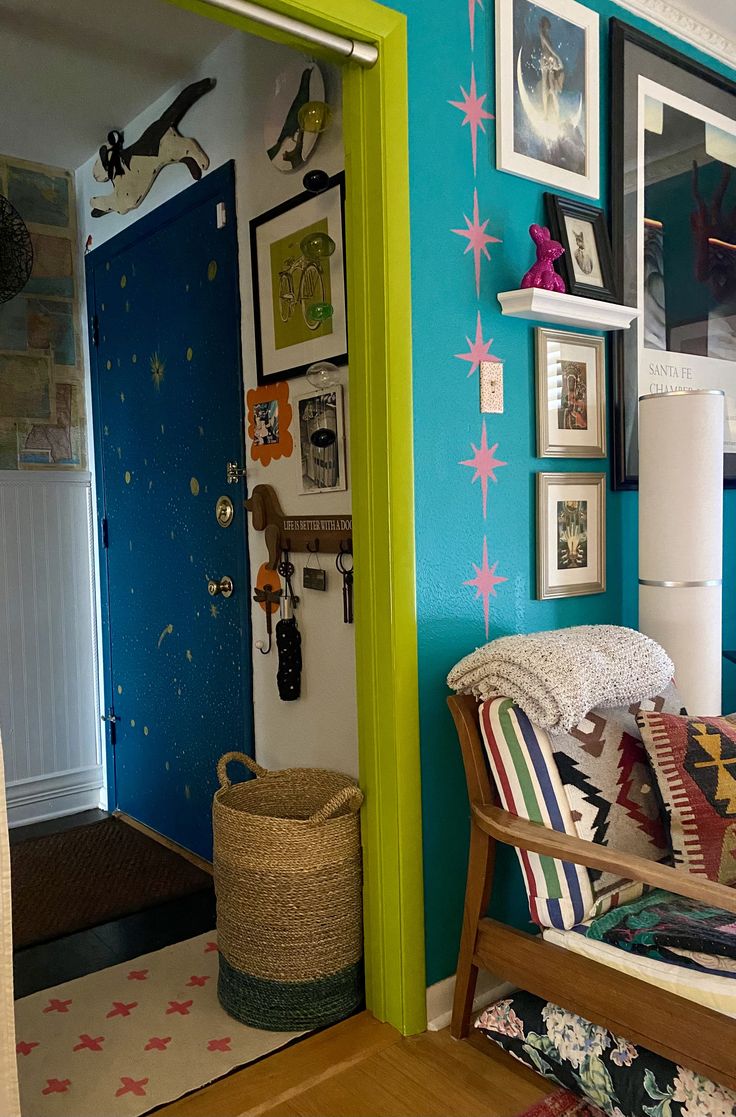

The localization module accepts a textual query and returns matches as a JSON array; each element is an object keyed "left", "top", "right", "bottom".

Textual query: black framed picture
[
  {"left": 250, "top": 172, "right": 347, "bottom": 384},
  {"left": 611, "top": 20, "right": 736, "bottom": 489},
  {"left": 545, "top": 193, "right": 618, "bottom": 301}
]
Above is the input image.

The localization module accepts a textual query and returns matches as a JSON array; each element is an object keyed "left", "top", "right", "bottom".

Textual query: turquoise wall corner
[{"left": 387, "top": 0, "right": 736, "bottom": 985}]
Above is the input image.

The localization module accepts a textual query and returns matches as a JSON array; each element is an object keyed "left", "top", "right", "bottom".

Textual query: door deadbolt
[
  {"left": 208, "top": 575, "right": 234, "bottom": 598},
  {"left": 215, "top": 495, "right": 234, "bottom": 528}
]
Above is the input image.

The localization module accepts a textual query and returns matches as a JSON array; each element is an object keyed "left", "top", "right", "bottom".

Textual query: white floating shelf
[{"left": 497, "top": 288, "right": 640, "bottom": 331}]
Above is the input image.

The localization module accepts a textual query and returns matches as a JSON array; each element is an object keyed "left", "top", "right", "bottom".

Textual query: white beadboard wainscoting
[{"left": 0, "top": 472, "right": 102, "bottom": 825}]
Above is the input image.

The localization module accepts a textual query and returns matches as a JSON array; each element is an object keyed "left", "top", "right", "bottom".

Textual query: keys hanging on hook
[
  {"left": 277, "top": 550, "right": 300, "bottom": 608},
  {"left": 336, "top": 549, "right": 354, "bottom": 624}
]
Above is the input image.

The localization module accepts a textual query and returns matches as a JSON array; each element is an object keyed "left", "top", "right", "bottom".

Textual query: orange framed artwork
[{"left": 246, "top": 381, "right": 293, "bottom": 465}]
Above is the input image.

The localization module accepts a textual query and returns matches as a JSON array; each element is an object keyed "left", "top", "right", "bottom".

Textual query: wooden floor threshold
[{"left": 157, "top": 1010, "right": 553, "bottom": 1117}]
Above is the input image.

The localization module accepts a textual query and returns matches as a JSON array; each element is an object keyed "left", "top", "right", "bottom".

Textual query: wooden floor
[{"left": 158, "top": 1011, "right": 554, "bottom": 1117}]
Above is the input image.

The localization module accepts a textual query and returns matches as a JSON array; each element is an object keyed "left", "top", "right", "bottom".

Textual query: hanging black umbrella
[
  {"left": 276, "top": 552, "right": 302, "bottom": 702},
  {"left": 0, "top": 195, "right": 33, "bottom": 304}
]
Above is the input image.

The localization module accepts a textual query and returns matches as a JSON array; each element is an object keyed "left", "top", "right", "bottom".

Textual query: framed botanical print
[
  {"left": 611, "top": 20, "right": 736, "bottom": 488},
  {"left": 535, "top": 328, "right": 606, "bottom": 457},
  {"left": 295, "top": 385, "right": 347, "bottom": 495},
  {"left": 495, "top": 0, "right": 599, "bottom": 198},
  {"left": 536, "top": 472, "right": 605, "bottom": 599},
  {"left": 545, "top": 194, "right": 618, "bottom": 301},
  {"left": 250, "top": 172, "right": 347, "bottom": 384},
  {"left": 246, "top": 382, "right": 293, "bottom": 465}
]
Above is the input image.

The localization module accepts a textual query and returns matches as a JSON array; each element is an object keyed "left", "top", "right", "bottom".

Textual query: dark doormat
[{"left": 11, "top": 817, "right": 213, "bottom": 949}]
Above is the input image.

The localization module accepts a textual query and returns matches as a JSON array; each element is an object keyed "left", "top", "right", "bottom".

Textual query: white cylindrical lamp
[{"left": 639, "top": 389, "right": 724, "bottom": 715}]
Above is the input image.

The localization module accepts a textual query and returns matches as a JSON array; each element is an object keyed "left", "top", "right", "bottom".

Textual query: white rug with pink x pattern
[{"left": 14, "top": 932, "right": 303, "bottom": 1117}]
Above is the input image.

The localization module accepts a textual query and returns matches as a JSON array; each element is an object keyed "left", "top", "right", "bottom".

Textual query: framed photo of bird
[{"left": 495, "top": 0, "right": 599, "bottom": 198}]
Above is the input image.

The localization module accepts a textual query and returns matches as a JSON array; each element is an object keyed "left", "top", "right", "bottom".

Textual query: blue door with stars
[{"left": 87, "top": 162, "right": 253, "bottom": 859}]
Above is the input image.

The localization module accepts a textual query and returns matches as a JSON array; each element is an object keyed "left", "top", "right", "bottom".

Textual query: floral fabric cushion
[
  {"left": 636, "top": 711, "right": 736, "bottom": 885},
  {"left": 476, "top": 989, "right": 736, "bottom": 1117}
]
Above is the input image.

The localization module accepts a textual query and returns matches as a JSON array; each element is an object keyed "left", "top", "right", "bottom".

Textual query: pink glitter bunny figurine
[{"left": 520, "top": 224, "right": 566, "bottom": 292}]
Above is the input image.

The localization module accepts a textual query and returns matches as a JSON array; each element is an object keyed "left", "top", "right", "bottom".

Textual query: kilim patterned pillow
[
  {"left": 551, "top": 682, "right": 683, "bottom": 903},
  {"left": 637, "top": 710, "right": 736, "bottom": 885},
  {"left": 478, "top": 685, "right": 682, "bottom": 930}
]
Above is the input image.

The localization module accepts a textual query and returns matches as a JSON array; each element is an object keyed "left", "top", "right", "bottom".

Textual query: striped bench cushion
[
  {"left": 479, "top": 697, "right": 595, "bottom": 929},
  {"left": 478, "top": 689, "right": 681, "bottom": 930}
]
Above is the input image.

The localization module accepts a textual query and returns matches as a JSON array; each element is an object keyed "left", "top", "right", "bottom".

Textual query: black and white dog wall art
[{"left": 90, "top": 78, "right": 215, "bottom": 218}]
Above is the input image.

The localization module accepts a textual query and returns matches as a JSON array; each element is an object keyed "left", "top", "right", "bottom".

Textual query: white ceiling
[
  {"left": 675, "top": 0, "right": 736, "bottom": 42},
  {"left": 0, "top": 0, "right": 231, "bottom": 169},
  {"left": 1, "top": 0, "right": 735, "bottom": 172}
]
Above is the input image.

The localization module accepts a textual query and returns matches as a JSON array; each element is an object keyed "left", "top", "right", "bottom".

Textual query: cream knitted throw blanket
[{"left": 447, "top": 625, "right": 674, "bottom": 734}]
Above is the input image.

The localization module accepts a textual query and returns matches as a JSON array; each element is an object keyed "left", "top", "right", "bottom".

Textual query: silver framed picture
[
  {"left": 536, "top": 471, "right": 606, "bottom": 599},
  {"left": 535, "top": 328, "right": 606, "bottom": 457}
]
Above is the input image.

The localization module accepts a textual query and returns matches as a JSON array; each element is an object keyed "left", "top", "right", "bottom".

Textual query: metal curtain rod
[{"left": 201, "top": 0, "right": 379, "bottom": 67}]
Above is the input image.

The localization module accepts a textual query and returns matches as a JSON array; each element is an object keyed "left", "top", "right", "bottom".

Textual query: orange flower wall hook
[{"left": 246, "top": 382, "right": 293, "bottom": 466}]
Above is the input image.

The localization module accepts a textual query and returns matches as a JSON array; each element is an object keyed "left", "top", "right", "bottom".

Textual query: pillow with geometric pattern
[
  {"left": 552, "top": 683, "right": 682, "bottom": 903},
  {"left": 636, "top": 710, "right": 736, "bottom": 885}
]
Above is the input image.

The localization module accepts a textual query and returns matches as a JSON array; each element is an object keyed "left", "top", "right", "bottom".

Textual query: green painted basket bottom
[{"left": 217, "top": 952, "right": 364, "bottom": 1032}]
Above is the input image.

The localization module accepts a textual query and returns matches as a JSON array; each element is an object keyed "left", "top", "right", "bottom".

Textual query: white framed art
[
  {"left": 294, "top": 385, "right": 347, "bottom": 495},
  {"left": 495, "top": 0, "right": 600, "bottom": 199}
]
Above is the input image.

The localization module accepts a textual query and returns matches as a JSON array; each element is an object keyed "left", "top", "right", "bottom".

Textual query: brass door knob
[{"left": 208, "top": 575, "right": 234, "bottom": 598}]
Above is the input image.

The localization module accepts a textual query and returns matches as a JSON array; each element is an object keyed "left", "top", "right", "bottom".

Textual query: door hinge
[
  {"left": 101, "top": 517, "right": 109, "bottom": 549},
  {"left": 92, "top": 313, "right": 100, "bottom": 348},
  {"left": 216, "top": 201, "right": 227, "bottom": 229},
  {"left": 101, "top": 707, "right": 118, "bottom": 746}
]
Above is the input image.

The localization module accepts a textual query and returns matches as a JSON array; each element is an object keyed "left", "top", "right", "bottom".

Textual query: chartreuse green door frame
[{"left": 165, "top": 0, "right": 426, "bottom": 1035}]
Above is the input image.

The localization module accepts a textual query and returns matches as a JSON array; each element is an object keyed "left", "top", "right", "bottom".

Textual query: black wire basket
[{"left": 0, "top": 194, "right": 33, "bottom": 304}]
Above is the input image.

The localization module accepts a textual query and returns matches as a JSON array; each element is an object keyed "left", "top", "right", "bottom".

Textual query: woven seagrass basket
[{"left": 213, "top": 751, "right": 364, "bottom": 1031}]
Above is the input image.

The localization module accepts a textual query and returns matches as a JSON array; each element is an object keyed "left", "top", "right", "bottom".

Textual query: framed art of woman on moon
[{"left": 495, "top": 0, "right": 600, "bottom": 198}]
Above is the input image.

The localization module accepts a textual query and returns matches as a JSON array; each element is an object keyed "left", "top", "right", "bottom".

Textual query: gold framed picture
[
  {"left": 536, "top": 472, "right": 606, "bottom": 599},
  {"left": 535, "top": 328, "right": 606, "bottom": 458}
]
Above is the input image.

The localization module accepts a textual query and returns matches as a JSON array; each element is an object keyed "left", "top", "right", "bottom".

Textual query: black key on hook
[{"left": 336, "top": 550, "right": 354, "bottom": 624}]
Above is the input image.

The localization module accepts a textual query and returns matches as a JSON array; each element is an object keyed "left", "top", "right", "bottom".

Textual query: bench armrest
[{"left": 473, "top": 802, "right": 736, "bottom": 917}]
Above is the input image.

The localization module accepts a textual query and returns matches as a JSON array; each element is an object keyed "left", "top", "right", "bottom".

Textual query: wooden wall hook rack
[{"left": 245, "top": 484, "right": 352, "bottom": 571}]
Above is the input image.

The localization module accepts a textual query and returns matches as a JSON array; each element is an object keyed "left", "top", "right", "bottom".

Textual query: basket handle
[
  {"left": 217, "top": 751, "right": 269, "bottom": 789},
  {"left": 307, "top": 785, "right": 364, "bottom": 826}
]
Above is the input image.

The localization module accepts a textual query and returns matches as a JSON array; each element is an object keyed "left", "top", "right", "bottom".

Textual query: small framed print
[
  {"left": 535, "top": 328, "right": 606, "bottom": 457},
  {"left": 495, "top": 0, "right": 600, "bottom": 198},
  {"left": 536, "top": 472, "right": 605, "bottom": 599},
  {"left": 545, "top": 194, "right": 618, "bottom": 301},
  {"left": 295, "top": 385, "right": 347, "bottom": 495},
  {"left": 246, "top": 382, "right": 293, "bottom": 466}
]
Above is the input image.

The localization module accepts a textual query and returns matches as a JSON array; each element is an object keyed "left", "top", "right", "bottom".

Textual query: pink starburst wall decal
[
  {"left": 464, "top": 538, "right": 507, "bottom": 639},
  {"left": 455, "top": 311, "right": 501, "bottom": 377},
  {"left": 469, "top": 0, "right": 484, "bottom": 50},
  {"left": 452, "top": 188, "right": 501, "bottom": 295},
  {"left": 460, "top": 421, "right": 507, "bottom": 518},
  {"left": 449, "top": 65, "right": 494, "bottom": 174}
]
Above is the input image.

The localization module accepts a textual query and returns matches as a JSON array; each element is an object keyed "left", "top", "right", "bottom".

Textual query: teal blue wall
[{"left": 388, "top": 0, "right": 736, "bottom": 985}]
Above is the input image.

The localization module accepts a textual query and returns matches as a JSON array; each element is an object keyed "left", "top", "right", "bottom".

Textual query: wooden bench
[{"left": 448, "top": 693, "right": 736, "bottom": 1091}]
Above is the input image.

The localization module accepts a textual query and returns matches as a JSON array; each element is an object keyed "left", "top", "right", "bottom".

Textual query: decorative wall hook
[
  {"left": 253, "top": 581, "right": 282, "bottom": 654},
  {"left": 245, "top": 484, "right": 352, "bottom": 570}
]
